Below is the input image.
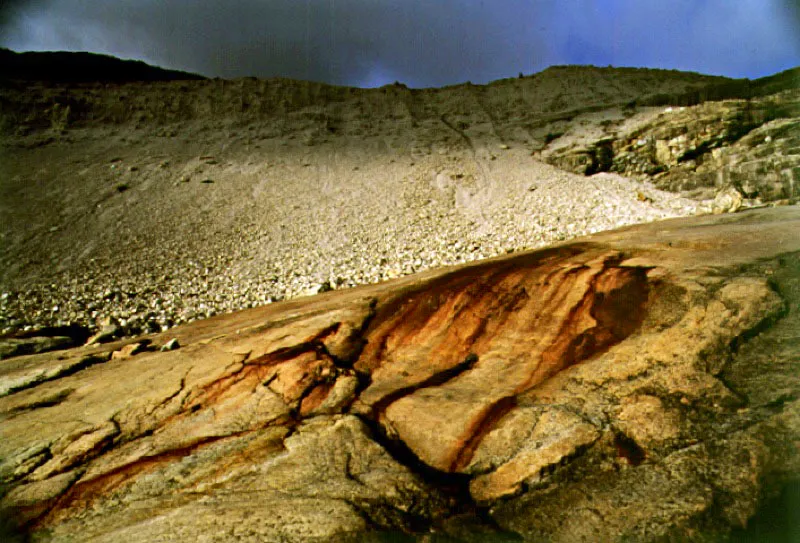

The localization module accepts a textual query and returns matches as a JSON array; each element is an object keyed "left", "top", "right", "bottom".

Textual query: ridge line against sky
[{"left": 1, "top": 0, "right": 798, "bottom": 89}]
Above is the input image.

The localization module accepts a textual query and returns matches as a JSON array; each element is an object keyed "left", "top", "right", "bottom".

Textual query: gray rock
[
  {"left": 85, "top": 325, "right": 119, "bottom": 345},
  {"left": 160, "top": 338, "right": 180, "bottom": 351}
]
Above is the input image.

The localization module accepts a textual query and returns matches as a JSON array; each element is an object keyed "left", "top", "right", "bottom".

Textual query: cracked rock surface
[
  {"left": 544, "top": 81, "right": 800, "bottom": 206},
  {"left": 1, "top": 207, "right": 799, "bottom": 542}
]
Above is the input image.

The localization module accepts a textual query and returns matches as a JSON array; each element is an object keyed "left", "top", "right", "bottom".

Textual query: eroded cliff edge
[{"left": 1, "top": 206, "right": 799, "bottom": 542}]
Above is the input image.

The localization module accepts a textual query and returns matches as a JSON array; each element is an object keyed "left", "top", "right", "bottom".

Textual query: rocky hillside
[
  {"left": 0, "top": 52, "right": 798, "bottom": 542},
  {"left": 0, "top": 54, "right": 797, "bottom": 345},
  {"left": 544, "top": 69, "right": 800, "bottom": 202},
  {"left": 1, "top": 62, "right": 731, "bottom": 131}
]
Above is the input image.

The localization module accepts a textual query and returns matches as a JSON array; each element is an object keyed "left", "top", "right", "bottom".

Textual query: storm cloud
[{"left": 1, "top": 0, "right": 798, "bottom": 88}]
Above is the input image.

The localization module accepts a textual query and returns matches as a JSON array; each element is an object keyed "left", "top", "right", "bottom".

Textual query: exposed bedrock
[
  {"left": 1, "top": 207, "right": 799, "bottom": 542},
  {"left": 545, "top": 87, "right": 800, "bottom": 204}
]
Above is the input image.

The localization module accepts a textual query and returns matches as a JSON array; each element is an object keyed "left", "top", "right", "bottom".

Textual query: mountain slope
[{"left": 0, "top": 59, "right": 797, "bottom": 340}]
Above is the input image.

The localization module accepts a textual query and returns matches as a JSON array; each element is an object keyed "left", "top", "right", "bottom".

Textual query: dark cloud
[
  {"left": 0, "top": 0, "right": 38, "bottom": 27},
  {"left": 0, "top": 0, "right": 541, "bottom": 87},
  {"left": 778, "top": 0, "right": 800, "bottom": 42},
  {"left": 1, "top": 0, "right": 798, "bottom": 88}
]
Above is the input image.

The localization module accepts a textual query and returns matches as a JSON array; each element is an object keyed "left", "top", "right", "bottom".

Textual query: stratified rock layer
[
  {"left": 2, "top": 207, "right": 799, "bottom": 542},
  {"left": 545, "top": 87, "right": 800, "bottom": 203}
]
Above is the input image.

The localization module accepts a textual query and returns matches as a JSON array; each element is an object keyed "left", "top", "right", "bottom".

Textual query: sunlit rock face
[
  {"left": 544, "top": 69, "right": 800, "bottom": 205},
  {"left": 1, "top": 206, "right": 799, "bottom": 542}
]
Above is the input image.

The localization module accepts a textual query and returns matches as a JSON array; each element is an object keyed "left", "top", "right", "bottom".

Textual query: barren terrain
[
  {"left": 1, "top": 52, "right": 799, "bottom": 542},
  {"left": 0, "top": 54, "right": 797, "bottom": 343}
]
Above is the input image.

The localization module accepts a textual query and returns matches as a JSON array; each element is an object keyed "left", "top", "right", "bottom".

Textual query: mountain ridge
[
  {"left": 2, "top": 49, "right": 796, "bottom": 141},
  {"left": 0, "top": 48, "right": 206, "bottom": 83},
  {"left": 2, "top": 47, "right": 797, "bottom": 92}
]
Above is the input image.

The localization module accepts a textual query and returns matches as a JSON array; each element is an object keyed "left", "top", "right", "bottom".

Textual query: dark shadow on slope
[
  {"left": 727, "top": 480, "right": 800, "bottom": 543},
  {"left": 0, "top": 48, "right": 205, "bottom": 83}
]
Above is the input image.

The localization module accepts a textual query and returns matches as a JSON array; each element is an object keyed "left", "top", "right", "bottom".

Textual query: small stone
[
  {"left": 712, "top": 187, "right": 743, "bottom": 214},
  {"left": 160, "top": 338, "right": 180, "bottom": 351},
  {"left": 111, "top": 342, "right": 146, "bottom": 359},
  {"left": 86, "top": 325, "right": 120, "bottom": 345}
]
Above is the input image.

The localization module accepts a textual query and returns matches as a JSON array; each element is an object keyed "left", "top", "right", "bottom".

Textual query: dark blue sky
[{"left": 1, "top": 0, "right": 798, "bottom": 88}]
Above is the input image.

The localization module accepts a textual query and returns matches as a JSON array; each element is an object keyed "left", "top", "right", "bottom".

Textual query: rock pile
[{"left": 0, "top": 154, "right": 699, "bottom": 341}]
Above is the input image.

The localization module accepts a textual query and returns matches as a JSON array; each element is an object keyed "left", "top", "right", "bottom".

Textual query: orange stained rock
[{"left": 357, "top": 250, "right": 649, "bottom": 472}]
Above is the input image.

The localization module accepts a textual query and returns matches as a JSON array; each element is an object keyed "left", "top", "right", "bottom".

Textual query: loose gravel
[{"left": 0, "top": 152, "right": 699, "bottom": 340}]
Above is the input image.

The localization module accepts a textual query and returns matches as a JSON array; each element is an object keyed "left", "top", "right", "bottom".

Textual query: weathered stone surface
[
  {"left": 712, "top": 186, "right": 744, "bottom": 214},
  {"left": 110, "top": 341, "right": 147, "bottom": 359},
  {"left": 85, "top": 324, "right": 120, "bottom": 345},
  {"left": 1, "top": 207, "right": 800, "bottom": 541},
  {"left": 0, "top": 336, "right": 74, "bottom": 360},
  {"left": 546, "top": 88, "right": 800, "bottom": 204},
  {"left": 353, "top": 249, "right": 649, "bottom": 474},
  {"left": 468, "top": 408, "right": 600, "bottom": 502}
]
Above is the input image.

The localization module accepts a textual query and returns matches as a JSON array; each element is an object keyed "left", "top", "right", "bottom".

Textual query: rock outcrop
[
  {"left": 0, "top": 64, "right": 731, "bottom": 136},
  {"left": 545, "top": 86, "right": 800, "bottom": 205},
  {"left": 2, "top": 206, "right": 799, "bottom": 541}
]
